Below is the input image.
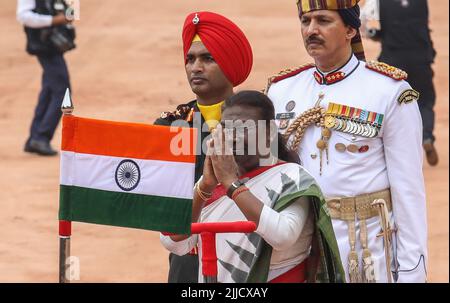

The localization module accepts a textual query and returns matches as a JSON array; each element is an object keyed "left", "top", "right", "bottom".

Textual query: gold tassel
[
  {"left": 358, "top": 218, "right": 376, "bottom": 283},
  {"left": 362, "top": 248, "right": 376, "bottom": 283},
  {"left": 348, "top": 250, "right": 360, "bottom": 283}
]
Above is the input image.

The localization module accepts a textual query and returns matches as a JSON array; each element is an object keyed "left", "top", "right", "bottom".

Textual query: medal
[
  {"left": 357, "top": 123, "right": 365, "bottom": 136},
  {"left": 346, "top": 120, "right": 355, "bottom": 134},
  {"left": 359, "top": 124, "right": 367, "bottom": 137},
  {"left": 326, "top": 102, "right": 385, "bottom": 139},
  {"left": 351, "top": 122, "right": 359, "bottom": 135},
  {"left": 362, "top": 124, "right": 371, "bottom": 137},
  {"left": 371, "top": 128, "right": 379, "bottom": 138},
  {"left": 286, "top": 100, "right": 296, "bottom": 112},
  {"left": 343, "top": 120, "right": 353, "bottom": 133},
  {"left": 338, "top": 119, "right": 347, "bottom": 131},
  {"left": 353, "top": 123, "right": 360, "bottom": 135},
  {"left": 369, "top": 125, "right": 377, "bottom": 138},
  {"left": 365, "top": 125, "right": 373, "bottom": 137},
  {"left": 324, "top": 116, "right": 336, "bottom": 128}
]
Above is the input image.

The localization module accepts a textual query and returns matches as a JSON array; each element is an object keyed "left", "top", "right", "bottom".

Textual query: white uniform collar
[{"left": 313, "top": 54, "right": 360, "bottom": 85}]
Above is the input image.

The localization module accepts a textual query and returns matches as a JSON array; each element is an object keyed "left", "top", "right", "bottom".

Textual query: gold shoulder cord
[
  {"left": 366, "top": 61, "right": 408, "bottom": 81},
  {"left": 284, "top": 93, "right": 330, "bottom": 175}
]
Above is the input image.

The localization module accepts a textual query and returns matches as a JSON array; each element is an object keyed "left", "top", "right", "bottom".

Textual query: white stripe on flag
[{"left": 60, "top": 151, "right": 195, "bottom": 199}]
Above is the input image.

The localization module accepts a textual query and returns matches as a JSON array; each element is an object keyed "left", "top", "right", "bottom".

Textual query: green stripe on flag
[{"left": 59, "top": 185, "right": 192, "bottom": 234}]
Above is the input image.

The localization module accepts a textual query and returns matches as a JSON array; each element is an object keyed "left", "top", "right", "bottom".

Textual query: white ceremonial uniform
[{"left": 267, "top": 54, "right": 427, "bottom": 283}]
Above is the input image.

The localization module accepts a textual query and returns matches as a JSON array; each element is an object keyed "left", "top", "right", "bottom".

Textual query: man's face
[
  {"left": 185, "top": 42, "right": 232, "bottom": 98},
  {"left": 300, "top": 10, "right": 356, "bottom": 60}
]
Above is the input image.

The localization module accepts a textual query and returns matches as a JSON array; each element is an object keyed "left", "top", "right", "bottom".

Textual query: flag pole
[
  {"left": 59, "top": 220, "right": 72, "bottom": 283},
  {"left": 61, "top": 88, "right": 74, "bottom": 115},
  {"left": 191, "top": 221, "right": 257, "bottom": 283},
  {"left": 59, "top": 88, "right": 74, "bottom": 283},
  {"left": 200, "top": 232, "right": 218, "bottom": 283}
]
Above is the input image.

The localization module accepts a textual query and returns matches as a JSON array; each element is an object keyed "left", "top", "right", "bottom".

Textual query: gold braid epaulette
[
  {"left": 263, "top": 63, "right": 315, "bottom": 94},
  {"left": 365, "top": 61, "right": 408, "bottom": 81},
  {"left": 159, "top": 103, "right": 194, "bottom": 122}
]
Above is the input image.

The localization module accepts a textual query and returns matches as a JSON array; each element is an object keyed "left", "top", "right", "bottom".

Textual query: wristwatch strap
[{"left": 226, "top": 178, "right": 249, "bottom": 199}]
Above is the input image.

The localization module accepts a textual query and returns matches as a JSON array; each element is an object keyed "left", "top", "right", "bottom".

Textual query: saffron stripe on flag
[
  {"left": 61, "top": 115, "right": 197, "bottom": 163},
  {"left": 59, "top": 185, "right": 193, "bottom": 234}
]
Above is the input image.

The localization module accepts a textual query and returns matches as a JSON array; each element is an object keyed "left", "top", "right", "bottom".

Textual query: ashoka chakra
[{"left": 115, "top": 159, "right": 141, "bottom": 191}]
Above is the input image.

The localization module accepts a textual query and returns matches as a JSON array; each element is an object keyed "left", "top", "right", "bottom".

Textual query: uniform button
[
  {"left": 347, "top": 144, "right": 359, "bottom": 153},
  {"left": 359, "top": 145, "right": 370, "bottom": 153},
  {"left": 335, "top": 143, "right": 346, "bottom": 152},
  {"left": 311, "top": 153, "right": 317, "bottom": 159}
]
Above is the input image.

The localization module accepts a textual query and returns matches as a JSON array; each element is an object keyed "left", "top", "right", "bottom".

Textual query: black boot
[{"left": 25, "top": 139, "right": 58, "bottom": 156}]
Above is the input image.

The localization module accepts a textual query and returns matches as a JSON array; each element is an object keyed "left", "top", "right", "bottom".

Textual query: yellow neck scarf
[{"left": 197, "top": 101, "right": 224, "bottom": 130}]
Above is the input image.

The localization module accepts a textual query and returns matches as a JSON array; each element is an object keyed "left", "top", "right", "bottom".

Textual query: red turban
[{"left": 182, "top": 12, "right": 253, "bottom": 87}]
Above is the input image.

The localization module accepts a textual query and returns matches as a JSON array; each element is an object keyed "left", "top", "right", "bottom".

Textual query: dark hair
[{"left": 222, "top": 90, "right": 300, "bottom": 164}]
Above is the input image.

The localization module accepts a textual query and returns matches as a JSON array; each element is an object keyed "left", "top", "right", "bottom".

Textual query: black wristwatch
[{"left": 226, "top": 178, "right": 249, "bottom": 199}]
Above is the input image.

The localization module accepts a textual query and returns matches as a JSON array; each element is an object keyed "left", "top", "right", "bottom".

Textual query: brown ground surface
[{"left": 0, "top": 0, "right": 447, "bottom": 282}]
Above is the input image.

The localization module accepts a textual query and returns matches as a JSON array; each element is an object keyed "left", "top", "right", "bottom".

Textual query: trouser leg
[
  {"left": 32, "top": 54, "right": 71, "bottom": 142},
  {"left": 168, "top": 253, "right": 199, "bottom": 283}
]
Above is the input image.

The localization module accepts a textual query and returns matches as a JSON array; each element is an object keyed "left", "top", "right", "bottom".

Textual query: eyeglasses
[{"left": 218, "top": 122, "right": 258, "bottom": 138}]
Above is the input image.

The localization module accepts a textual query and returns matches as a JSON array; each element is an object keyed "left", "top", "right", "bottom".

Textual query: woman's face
[{"left": 220, "top": 105, "right": 271, "bottom": 171}]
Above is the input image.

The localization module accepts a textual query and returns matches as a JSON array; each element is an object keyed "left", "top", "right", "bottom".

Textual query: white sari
[{"left": 161, "top": 163, "right": 316, "bottom": 283}]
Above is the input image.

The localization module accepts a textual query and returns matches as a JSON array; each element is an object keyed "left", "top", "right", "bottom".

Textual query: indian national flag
[{"left": 59, "top": 115, "right": 197, "bottom": 234}]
